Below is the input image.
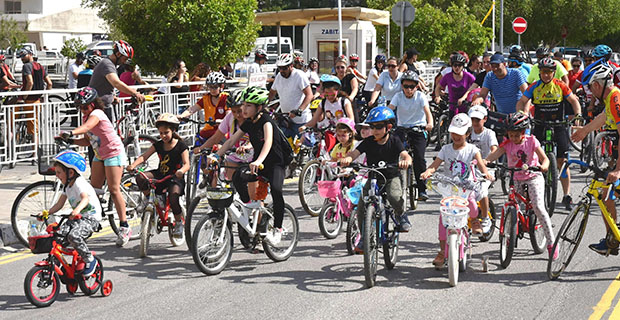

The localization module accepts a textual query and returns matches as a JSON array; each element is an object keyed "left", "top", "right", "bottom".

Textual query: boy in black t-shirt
[{"left": 341, "top": 106, "right": 412, "bottom": 252}]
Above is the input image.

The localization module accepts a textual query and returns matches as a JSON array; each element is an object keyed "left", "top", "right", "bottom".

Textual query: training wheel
[{"left": 101, "top": 280, "right": 113, "bottom": 297}]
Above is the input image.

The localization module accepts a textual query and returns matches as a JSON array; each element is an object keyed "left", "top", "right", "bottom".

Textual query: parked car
[{"left": 84, "top": 40, "right": 114, "bottom": 57}]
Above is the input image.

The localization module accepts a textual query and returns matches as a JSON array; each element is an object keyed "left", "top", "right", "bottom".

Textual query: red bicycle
[{"left": 24, "top": 212, "right": 112, "bottom": 307}]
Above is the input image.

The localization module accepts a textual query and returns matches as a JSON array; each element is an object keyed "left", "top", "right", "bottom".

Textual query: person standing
[
  {"left": 17, "top": 47, "right": 52, "bottom": 137},
  {"left": 68, "top": 53, "right": 85, "bottom": 90}
]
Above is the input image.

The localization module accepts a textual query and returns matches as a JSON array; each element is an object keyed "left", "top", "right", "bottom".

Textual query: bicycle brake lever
[{"left": 606, "top": 180, "right": 620, "bottom": 201}]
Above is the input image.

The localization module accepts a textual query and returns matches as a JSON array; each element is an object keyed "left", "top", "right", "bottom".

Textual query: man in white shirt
[{"left": 68, "top": 52, "right": 85, "bottom": 90}]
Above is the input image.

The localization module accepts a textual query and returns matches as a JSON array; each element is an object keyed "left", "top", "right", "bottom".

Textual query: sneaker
[
  {"left": 354, "top": 241, "right": 364, "bottom": 254},
  {"left": 547, "top": 244, "right": 559, "bottom": 260},
  {"left": 562, "top": 195, "right": 573, "bottom": 211},
  {"left": 588, "top": 238, "right": 619, "bottom": 256},
  {"left": 470, "top": 219, "right": 483, "bottom": 235},
  {"left": 433, "top": 251, "right": 445, "bottom": 268},
  {"left": 115, "top": 226, "right": 131, "bottom": 247},
  {"left": 265, "top": 227, "right": 283, "bottom": 245},
  {"left": 417, "top": 191, "right": 429, "bottom": 201},
  {"left": 481, "top": 217, "right": 492, "bottom": 234},
  {"left": 399, "top": 214, "right": 412, "bottom": 232},
  {"left": 82, "top": 258, "right": 98, "bottom": 277},
  {"left": 173, "top": 221, "right": 184, "bottom": 238}
]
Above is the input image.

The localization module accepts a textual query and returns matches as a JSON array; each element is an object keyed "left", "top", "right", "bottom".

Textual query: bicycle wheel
[
  {"left": 544, "top": 152, "right": 558, "bottom": 217},
  {"left": 191, "top": 211, "right": 233, "bottom": 275},
  {"left": 447, "top": 232, "right": 459, "bottom": 287},
  {"left": 24, "top": 265, "right": 60, "bottom": 308},
  {"left": 185, "top": 197, "right": 210, "bottom": 250},
  {"left": 318, "top": 202, "right": 342, "bottom": 239},
  {"left": 48, "top": 95, "right": 71, "bottom": 126},
  {"left": 547, "top": 200, "right": 590, "bottom": 280},
  {"left": 107, "top": 174, "right": 143, "bottom": 240},
  {"left": 11, "top": 180, "right": 66, "bottom": 247},
  {"left": 123, "top": 135, "right": 158, "bottom": 171},
  {"left": 382, "top": 214, "right": 399, "bottom": 270},
  {"left": 139, "top": 208, "right": 155, "bottom": 258},
  {"left": 298, "top": 159, "right": 324, "bottom": 217},
  {"left": 263, "top": 204, "right": 299, "bottom": 262},
  {"left": 478, "top": 199, "right": 496, "bottom": 242},
  {"left": 363, "top": 204, "right": 379, "bottom": 288},
  {"left": 407, "top": 166, "right": 418, "bottom": 210},
  {"left": 436, "top": 114, "right": 450, "bottom": 151},
  {"left": 77, "top": 256, "right": 103, "bottom": 295},
  {"left": 528, "top": 210, "right": 546, "bottom": 254},
  {"left": 459, "top": 232, "right": 469, "bottom": 272},
  {"left": 346, "top": 211, "right": 360, "bottom": 255},
  {"left": 580, "top": 132, "right": 594, "bottom": 173},
  {"left": 185, "top": 154, "right": 202, "bottom": 210},
  {"left": 499, "top": 206, "right": 517, "bottom": 269}
]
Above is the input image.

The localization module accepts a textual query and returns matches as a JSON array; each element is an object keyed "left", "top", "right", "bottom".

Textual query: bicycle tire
[
  {"left": 185, "top": 153, "right": 202, "bottom": 210},
  {"left": 298, "top": 159, "right": 324, "bottom": 217},
  {"left": 580, "top": 132, "right": 594, "bottom": 173},
  {"left": 448, "top": 232, "right": 459, "bottom": 287},
  {"left": 191, "top": 212, "right": 233, "bottom": 275},
  {"left": 263, "top": 204, "right": 299, "bottom": 262},
  {"left": 436, "top": 114, "right": 450, "bottom": 151},
  {"left": 528, "top": 210, "right": 546, "bottom": 254},
  {"left": 11, "top": 180, "right": 64, "bottom": 247},
  {"left": 123, "top": 134, "right": 158, "bottom": 171},
  {"left": 499, "top": 156, "right": 510, "bottom": 196},
  {"left": 24, "top": 266, "right": 60, "bottom": 307},
  {"left": 139, "top": 208, "right": 155, "bottom": 258},
  {"left": 407, "top": 166, "right": 418, "bottom": 210},
  {"left": 547, "top": 200, "right": 590, "bottom": 280},
  {"left": 382, "top": 214, "right": 399, "bottom": 270},
  {"left": 363, "top": 204, "right": 378, "bottom": 288},
  {"left": 107, "top": 174, "right": 143, "bottom": 240},
  {"left": 318, "top": 202, "right": 342, "bottom": 239},
  {"left": 77, "top": 256, "right": 103, "bottom": 295},
  {"left": 544, "top": 152, "right": 558, "bottom": 217},
  {"left": 48, "top": 95, "right": 71, "bottom": 126},
  {"left": 459, "top": 232, "right": 468, "bottom": 272},
  {"left": 478, "top": 199, "right": 496, "bottom": 242},
  {"left": 346, "top": 211, "right": 360, "bottom": 255},
  {"left": 168, "top": 215, "right": 186, "bottom": 247},
  {"left": 499, "top": 206, "right": 517, "bottom": 269}
]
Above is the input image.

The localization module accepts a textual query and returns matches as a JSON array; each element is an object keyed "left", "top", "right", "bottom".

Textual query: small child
[
  {"left": 420, "top": 113, "right": 493, "bottom": 268},
  {"left": 127, "top": 113, "right": 189, "bottom": 238},
  {"left": 46, "top": 151, "right": 102, "bottom": 277},
  {"left": 485, "top": 112, "right": 556, "bottom": 259},
  {"left": 330, "top": 118, "right": 358, "bottom": 161}
]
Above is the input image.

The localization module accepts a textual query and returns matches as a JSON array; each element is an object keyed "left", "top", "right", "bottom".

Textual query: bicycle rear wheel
[
  {"left": 499, "top": 206, "right": 517, "bottom": 269},
  {"left": 436, "top": 114, "right": 450, "bottom": 151},
  {"left": 363, "top": 205, "right": 379, "bottom": 288},
  {"left": 107, "top": 174, "right": 143, "bottom": 240},
  {"left": 123, "top": 135, "right": 158, "bottom": 171},
  {"left": 478, "top": 199, "right": 496, "bottom": 242},
  {"left": 48, "top": 95, "right": 71, "bottom": 126},
  {"left": 185, "top": 154, "right": 203, "bottom": 210},
  {"left": 318, "top": 202, "right": 342, "bottom": 239},
  {"left": 544, "top": 152, "right": 558, "bottom": 217},
  {"left": 547, "top": 200, "right": 590, "bottom": 280},
  {"left": 407, "top": 166, "right": 418, "bottom": 210},
  {"left": 382, "top": 215, "right": 399, "bottom": 270},
  {"left": 528, "top": 210, "right": 546, "bottom": 254},
  {"left": 191, "top": 211, "right": 233, "bottom": 275},
  {"left": 263, "top": 204, "right": 299, "bottom": 261},
  {"left": 298, "top": 160, "right": 324, "bottom": 217},
  {"left": 346, "top": 211, "right": 360, "bottom": 255}
]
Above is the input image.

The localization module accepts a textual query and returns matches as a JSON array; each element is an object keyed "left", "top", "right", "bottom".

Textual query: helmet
[
  {"left": 294, "top": 55, "right": 304, "bottom": 65},
  {"left": 582, "top": 59, "right": 613, "bottom": 85},
  {"left": 592, "top": 44, "right": 612, "bottom": 58},
  {"left": 509, "top": 45, "right": 523, "bottom": 55},
  {"left": 336, "top": 118, "right": 357, "bottom": 134},
  {"left": 349, "top": 53, "right": 359, "bottom": 61},
  {"left": 538, "top": 57, "right": 557, "bottom": 70},
  {"left": 451, "top": 53, "right": 467, "bottom": 65},
  {"left": 375, "top": 54, "right": 386, "bottom": 63},
  {"left": 16, "top": 48, "right": 32, "bottom": 58},
  {"left": 365, "top": 106, "right": 395, "bottom": 123},
  {"left": 76, "top": 52, "right": 86, "bottom": 60},
  {"left": 507, "top": 112, "right": 530, "bottom": 131},
  {"left": 155, "top": 113, "right": 180, "bottom": 129},
  {"left": 457, "top": 51, "right": 469, "bottom": 63},
  {"left": 508, "top": 54, "right": 524, "bottom": 65},
  {"left": 401, "top": 70, "right": 420, "bottom": 83},
  {"left": 536, "top": 47, "right": 549, "bottom": 57},
  {"left": 54, "top": 150, "right": 86, "bottom": 176},
  {"left": 319, "top": 74, "right": 341, "bottom": 86},
  {"left": 255, "top": 49, "right": 267, "bottom": 59},
  {"left": 242, "top": 86, "right": 269, "bottom": 105},
  {"left": 309, "top": 57, "right": 319, "bottom": 64},
  {"left": 74, "top": 87, "right": 98, "bottom": 106},
  {"left": 584, "top": 49, "right": 594, "bottom": 58},
  {"left": 86, "top": 55, "right": 102, "bottom": 68},
  {"left": 114, "top": 40, "right": 134, "bottom": 59},
  {"left": 276, "top": 53, "right": 294, "bottom": 67},
  {"left": 205, "top": 72, "right": 226, "bottom": 85},
  {"left": 227, "top": 89, "right": 244, "bottom": 108}
]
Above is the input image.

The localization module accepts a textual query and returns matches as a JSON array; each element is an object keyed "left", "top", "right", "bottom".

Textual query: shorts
[
  {"left": 94, "top": 151, "right": 127, "bottom": 167},
  {"left": 532, "top": 125, "right": 570, "bottom": 158}
]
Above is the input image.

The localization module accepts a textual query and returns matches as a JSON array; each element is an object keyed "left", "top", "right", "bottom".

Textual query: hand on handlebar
[
  {"left": 69, "top": 212, "right": 82, "bottom": 220},
  {"left": 339, "top": 156, "right": 353, "bottom": 167},
  {"left": 606, "top": 169, "right": 620, "bottom": 184},
  {"left": 249, "top": 161, "right": 264, "bottom": 175},
  {"left": 59, "top": 130, "right": 73, "bottom": 140},
  {"left": 398, "top": 158, "right": 412, "bottom": 170}
]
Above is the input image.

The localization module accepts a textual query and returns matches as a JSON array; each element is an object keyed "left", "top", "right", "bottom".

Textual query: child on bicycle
[
  {"left": 340, "top": 106, "right": 412, "bottom": 252},
  {"left": 301, "top": 74, "right": 355, "bottom": 131},
  {"left": 126, "top": 113, "right": 189, "bottom": 238},
  {"left": 212, "top": 86, "right": 291, "bottom": 245},
  {"left": 177, "top": 72, "right": 228, "bottom": 139},
  {"left": 46, "top": 151, "right": 102, "bottom": 277},
  {"left": 420, "top": 113, "right": 494, "bottom": 268},
  {"left": 485, "top": 112, "right": 556, "bottom": 259},
  {"left": 389, "top": 70, "right": 433, "bottom": 201}
]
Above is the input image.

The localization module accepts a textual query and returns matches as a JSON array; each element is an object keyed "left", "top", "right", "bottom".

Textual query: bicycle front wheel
[
  {"left": 447, "top": 232, "right": 459, "bottom": 287},
  {"left": 499, "top": 206, "right": 517, "bottom": 269},
  {"left": 298, "top": 160, "right": 324, "bottom": 217},
  {"left": 544, "top": 152, "right": 558, "bottom": 217},
  {"left": 24, "top": 265, "right": 60, "bottom": 308},
  {"left": 139, "top": 208, "right": 155, "bottom": 258},
  {"left": 191, "top": 212, "right": 233, "bottom": 275},
  {"left": 547, "top": 200, "right": 590, "bottom": 280},
  {"left": 318, "top": 202, "right": 342, "bottom": 239},
  {"left": 363, "top": 205, "right": 379, "bottom": 288}
]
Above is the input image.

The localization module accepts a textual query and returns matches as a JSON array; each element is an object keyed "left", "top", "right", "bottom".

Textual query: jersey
[
  {"left": 197, "top": 93, "right": 228, "bottom": 133},
  {"left": 604, "top": 87, "right": 620, "bottom": 130},
  {"left": 523, "top": 78, "right": 572, "bottom": 121}
]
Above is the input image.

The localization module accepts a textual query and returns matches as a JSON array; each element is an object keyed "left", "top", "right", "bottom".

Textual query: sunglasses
[
  {"left": 403, "top": 84, "right": 417, "bottom": 89},
  {"left": 572, "top": 64, "right": 581, "bottom": 68},
  {"left": 369, "top": 123, "right": 386, "bottom": 130},
  {"left": 452, "top": 63, "right": 464, "bottom": 68},
  {"left": 387, "top": 64, "right": 398, "bottom": 68},
  {"left": 278, "top": 66, "right": 290, "bottom": 71},
  {"left": 335, "top": 66, "right": 346, "bottom": 69}
]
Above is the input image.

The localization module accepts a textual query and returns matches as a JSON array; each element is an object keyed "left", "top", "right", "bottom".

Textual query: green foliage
[
  {"left": 0, "top": 16, "right": 26, "bottom": 49},
  {"left": 60, "top": 38, "right": 87, "bottom": 59}
]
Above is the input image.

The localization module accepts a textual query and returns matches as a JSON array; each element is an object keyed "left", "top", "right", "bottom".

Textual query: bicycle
[
  {"left": 181, "top": 117, "right": 216, "bottom": 211},
  {"left": 47, "top": 89, "right": 76, "bottom": 127},
  {"left": 189, "top": 161, "right": 299, "bottom": 275},
  {"left": 316, "top": 163, "right": 357, "bottom": 241},
  {"left": 548, "top": 159, "right": 620, "bottom": 279},
  {"left": 116, "top": 95, "right": 158, "bottom": 171},
  {"left": 24, "top": 212, "right": 113, "bottom": 307},
  {"left": 531, "top": 118, "right": 565, "bottom": 217},
  {"left": 432, "top": 100, "right": 451, "bottom": 151},
  {"left": 398, "top": 125, "right": 428, "bottom": 210},
  {"left": 298, "top": 126, "right": 335, "bottom": 216},
  {"left": 487, "top": 163, "right": 547, "bottom": 269}
]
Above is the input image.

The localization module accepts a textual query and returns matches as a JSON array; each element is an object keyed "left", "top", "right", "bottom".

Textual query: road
[{"left": 1, "top": 156, "right": 620, "bottom": 319}]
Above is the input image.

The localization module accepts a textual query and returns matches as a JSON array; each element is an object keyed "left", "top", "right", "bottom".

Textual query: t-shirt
[
  {"left": 22, "top": 61, "right": 46, "bottom": 100},
  {"left": 89, "top": 57, "right": 118, "bottom": 105},
  {"left": 331, "top": 141, "right": 357, "bottom": 160},
  {"left": 364, "top": 68, "right": 380, "bottom": 91},
  {"left": 68, "top": 63, "right": 83, "bottom": 89},
  {"left": 526, "top": 61, "right": 568, "bottom": 84},
  {"left": 84, "top": 109, "right": 124, "bottom": 160},
  {"left": 196, "top": 93, "right": 228, "bottom": 133},
  {"left": 469, "top": 128, "right": 498, "bottom": 158},
  {"left": 77, "top": 69, "right": 93, "bottom": 88},
  {"left": 441, "top": 67, "right": 452, "bottom": 77},
  {"left": 240, "top": 114, "right": 286, "bottom": 166},
  {"left": 340, "top": 73, "right": 357, "bottom": 97},
  {"left": 118, "top": 71, "right": 135, "bottom": 98},
  {"left": 604, "top": 87, "right": 620, "bottom": 130},
  {"left": 248, "top": 62, "right": 262, "bottom": 75},
  {"left": 568, "top": 69, "right": 582, "bottom": 89},
  {"left": 501, "top": 135, "right": 541, "bottom": 180},
  {"left": 390, "top": 90, "right": 428, "bottom": 127},
  {"left": 355, "top": 134, "right": 404, "bottom": 179},
  {"left": 271, "top": 68, "right": 312, "bottom": 124},
  {"left": 64, "top": 176, "right": 102, "bottom": 221},
  {"left": 440, "top": 71, "right": 476, "bottom": 104},
  {"left": 170, "top": 76, "right": 189, "bottom": 94},
  {"left": 513, "top": 65, "right": 530, "bottom": 78},
  {"left": 318, "top": 97, "right": 350, "bottom": 129},
  {"left": 305, "top": 70, "right": 319, "bottom": 84},
  {"left": 376, "top": 71, "right": 402, "bottom": 101},
  {"left": 482, "top": 68, "right": 527, "bottom": 114},
  {"left": 437, "top": 143, "right": 480, "bottom": 182},
  {"left": 154, "top": 139, "right": 188, "bottom": 177},
  {"left": 523, "top": 78, "right": 572, "bottom": 121}
]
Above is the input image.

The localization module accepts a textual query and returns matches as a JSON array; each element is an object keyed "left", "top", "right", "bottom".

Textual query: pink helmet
[{"left": 336, "top": 118, "right": 356, "bottom": 134}]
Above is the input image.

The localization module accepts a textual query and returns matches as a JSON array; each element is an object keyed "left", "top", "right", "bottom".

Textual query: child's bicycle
[
  {"left": 487, "top": 163, "right": 547, "bottom": 269},
  {"left": 24, "top": 212, "right": 112, "bottom": 307},
  {"left": 129, "top": 170, "right": 186, "bottom": 258},
  {"left": 548, "top": 159, "right": 620, "bottom": 280}
]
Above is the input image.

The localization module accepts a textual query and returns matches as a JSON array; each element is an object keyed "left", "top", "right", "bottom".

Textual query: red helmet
[
  {"left": 114, "top": 40, "right": 134, "bottom": 59},
  {"left": 349, "top": 53, "right": 359, "bottom": 61}
]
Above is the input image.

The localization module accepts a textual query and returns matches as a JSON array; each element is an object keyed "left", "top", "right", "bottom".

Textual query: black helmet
[
  {"left": 401, "top": 70, "right": 420, "bottom": 83},
  {"left": 538, "top": 57, "right": 557, "bottom": 71},
  {"left": 227, "top": 89, "right": 244, "bottom": 108},
  {"left": 76, "top": 52, "right": 86, "bottom": 60},
  {"left": 507, "top": 112, "right": 530, "bottom": 131},
  {"left": 74, "top": 87, "right": 98, "bottom": 106},
  {"left": 451, "top": 53, "right": 467, "bottom": 65},
  {"left": 536, "top": 47, "right": 549, "bottom": 57}
]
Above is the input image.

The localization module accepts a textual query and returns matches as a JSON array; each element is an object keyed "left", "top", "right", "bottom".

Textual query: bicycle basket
[
  {"left": 439, "top": 196, "right": 470, "bottom": 229},
  {"left": 38, "top": 144, "right": 60, "bottom": 175},
  {"left": 206, "top": 186, "right": 234, "bottom": 209},
  {"left": 318, "top": 179, "right": 342, "bottom": 198},
  {"left": 346, "top": 178, "right": 367, "bottom": 205},
  {"left": 28, "top": 234, "right": 54, "bottom": 254}
]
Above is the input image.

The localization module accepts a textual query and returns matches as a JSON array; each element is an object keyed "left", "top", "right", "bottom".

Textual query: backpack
[
  {"left": 275, "top": 124, "right": 294, "bottom": 166},
  {"left": 26, "top": 61, "right": 46, "bottom": 100}
]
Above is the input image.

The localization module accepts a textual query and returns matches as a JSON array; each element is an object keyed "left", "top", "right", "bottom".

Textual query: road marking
[
  {"left": 0, "top": 252, "right": 33, "bottom": 265},
  {"left": 590, "top": 271, "right": 620, "bottom": 320},
  {"left": 285, "top": 176, "right": 298, "bottom": 185},
  {"left": 0, "top": 249, "right": 30, "bottom": 262}
]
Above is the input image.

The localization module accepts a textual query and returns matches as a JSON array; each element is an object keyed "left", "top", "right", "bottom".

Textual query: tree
[
  {"left": 0, "top": 16, "right": 27, "bottom": 74},
  {"left": 61, "top": 38, "right": 87, "bottom": 83}
]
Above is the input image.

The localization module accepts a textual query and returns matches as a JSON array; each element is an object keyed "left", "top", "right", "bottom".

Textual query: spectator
[
  {"left": 119, "top": 62, "right": 148, "bottom": 98},
  {"left": 472, "top": 53, "right": 528, "bottom": 114},
  {"left": 0, "top": 54, "right": 19, "bottom": 91},
  {"left": 167, "top": 59, "right": 189, "bottom": 94},
  {"left": 68, "top": 53, "right": 85, "bottom": 90},
  {"left": 17, "top": 47, "right": 52, "bottom": 137},
  {"left": 189, "top": 62, "right": 211, "bottom": 92}
]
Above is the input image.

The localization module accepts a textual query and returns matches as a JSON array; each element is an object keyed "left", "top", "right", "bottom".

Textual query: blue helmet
[
  {"left": 54, "top": 150, "right": 86, "bottom": 175},
  {"left": 582, "top": 58, "right": 613, "bottom": 85},
  {"left": 319, "top": 74, "right": 341, "bottom": 86},
  {"left": 375, "top": 54, "right": 386, "bottom": 63},
  {"left": 592, "top": 45, "right": 612, "bottom": 58},
  {"left": 365, "top": 106, "right": 395, "bottom": 123}
]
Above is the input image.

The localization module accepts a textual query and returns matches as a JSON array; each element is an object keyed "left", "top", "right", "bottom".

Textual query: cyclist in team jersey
[
  {"left": 571, "top": 60, "right": 620, "bottom": 255},
  {"left": 516, "top": 57, "right": 582, "bottom": 211},
  {"left": 590, "top": 45, "right": 620, "bottom": 88},
  {"left": 527, "top": 47, "right": 569, "bottom": 85},
  {"left": 177, "top": 72, "right": 228, "bottom": 139}
]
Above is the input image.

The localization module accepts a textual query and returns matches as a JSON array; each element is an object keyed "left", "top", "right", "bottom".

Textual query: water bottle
[{"left": 28, "top": 223, "right": 38, "bottom": 237}]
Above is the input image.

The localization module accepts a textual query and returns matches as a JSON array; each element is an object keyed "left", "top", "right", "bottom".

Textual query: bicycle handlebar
[{"left": 486, "top": 162, "right": 541, "bottom": 172}]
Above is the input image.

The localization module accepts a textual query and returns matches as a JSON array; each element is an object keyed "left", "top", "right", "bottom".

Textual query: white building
[{"left": 1, "top": 0, "right": 108, "bottom": 50}]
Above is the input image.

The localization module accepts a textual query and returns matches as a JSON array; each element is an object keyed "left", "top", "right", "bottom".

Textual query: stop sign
[{"left": 512, "top": 17, "right": 527, "bottom": 34}]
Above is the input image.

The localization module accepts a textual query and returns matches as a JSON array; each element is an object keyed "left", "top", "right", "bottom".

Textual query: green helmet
[
  {"left": 227, "top": 89, "right": 244, "bottom": 108},
  {"left": 242, "top": 86, "right": 269, "bottom": 105}
]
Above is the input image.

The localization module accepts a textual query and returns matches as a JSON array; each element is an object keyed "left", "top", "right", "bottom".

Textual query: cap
[
  {"left": 489, "top": 53, "right": 505, "bottom": 64},
  {"left": 406, "top": 48, "right": 419, "bottom": 56},
  {"left": 448, "top": 113, "right": 472, "bottom": 135},
  {"left": 468, "top": 105, "right": 488, "bottom": 119}
]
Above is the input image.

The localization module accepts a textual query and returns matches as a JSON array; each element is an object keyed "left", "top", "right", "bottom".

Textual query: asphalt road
[{"left": 2, "top": 156, "right": 620, "bottom": 319}]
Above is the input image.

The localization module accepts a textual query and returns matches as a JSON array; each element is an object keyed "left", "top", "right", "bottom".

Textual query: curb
[{"left": 0, "top": 223, "right": 19, "bottom": 247}]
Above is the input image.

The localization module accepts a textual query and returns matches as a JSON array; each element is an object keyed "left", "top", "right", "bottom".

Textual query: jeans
[{"left": 281, "top": 121, "right": 304, "bottom": 139}]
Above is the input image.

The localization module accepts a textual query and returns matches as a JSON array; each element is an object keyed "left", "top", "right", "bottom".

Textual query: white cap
[
  {"left": 448, "top": 113, "right": 472, "bottom": 135},
  {"left": 468, "top": 105, "right": 488, "bottom": 119}
]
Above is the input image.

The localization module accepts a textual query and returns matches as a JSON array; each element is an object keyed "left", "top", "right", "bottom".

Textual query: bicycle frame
[
  {"left": 584, "top": 178, "right": 620, "bottom": 241},
  {"left": 35, "top": 239, "right": 84, "bottom": 283},
  {"left": 499, "top": 179, "right": 534, "bottom": 237}
]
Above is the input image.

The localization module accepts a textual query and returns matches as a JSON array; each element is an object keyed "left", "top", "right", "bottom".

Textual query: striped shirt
[{"left": 482, "top": 68, "right": 527, "bottom": 114}]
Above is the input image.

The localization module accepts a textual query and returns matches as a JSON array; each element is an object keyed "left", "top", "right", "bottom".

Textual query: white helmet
[
  {"left": 276, "top": 53, "right": 294, "bottom": 67},
  {"left": 583, "top": 61, "right": 613, "bottom": 86}
]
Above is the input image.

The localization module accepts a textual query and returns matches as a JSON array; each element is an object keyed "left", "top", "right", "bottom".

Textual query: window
[
  {"left": 365, "top": 42, "right": 373, "bottom": 72},
  {"left": 5, "top": 1, "right": 21, "bottom": 14},
  {"left": 266, "top": 43, "right": 291, "bottom": 54},
  {"left": 317, "top": 41, "right": 347, "bottom": 75}
]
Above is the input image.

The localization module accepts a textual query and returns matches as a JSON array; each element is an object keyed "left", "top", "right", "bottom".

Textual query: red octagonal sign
[{"left": 512, "top": 17, "right": 527, "bottom": 34}]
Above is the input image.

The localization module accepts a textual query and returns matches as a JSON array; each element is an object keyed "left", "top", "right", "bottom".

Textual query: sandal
[{"left": 433, "top": 251, "right": 445, "bottom": 269}]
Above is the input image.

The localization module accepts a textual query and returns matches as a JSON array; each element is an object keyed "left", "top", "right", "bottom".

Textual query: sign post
[
  {"left": 512, "top": 17, "right": 527, "bottom": 46},
  {"left": 561, "top": 26, "right": 568, "bottom": 48},
  {"left": 391, "top": 1, "right": 415, "bottom": 57}
]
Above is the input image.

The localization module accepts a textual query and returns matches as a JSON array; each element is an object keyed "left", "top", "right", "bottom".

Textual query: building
[{"left": 1, "top": 0, "right": 108, "bottom": 50}]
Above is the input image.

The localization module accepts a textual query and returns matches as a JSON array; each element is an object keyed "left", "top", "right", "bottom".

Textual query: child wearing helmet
[
  {"left": 340, "top": 106, "right": 412, "bottom": 249},
  {"left": 485, "top": 112, "right": 556, "bottom": 259},
  {"left": 421, "top": 113, "right": 494, "bottom": 267},
  {"left": 46, "top": 150, "right": 102, "bottom": 277},
  {"left": 126, "top": 113, "right": 189, "bottom": 238},
  {"left": 330, "top": 118, "right": 364, "bottom": 163},
  {"left": 178, "top": 72, "right": 229, "bottom": 139},
  {"left": 301, "top": 74, "right": 354, "bottom": 133}
]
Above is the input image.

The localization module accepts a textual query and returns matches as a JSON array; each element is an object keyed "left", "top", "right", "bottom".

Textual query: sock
[{"left": 120, "top": 221, "right": 129, "bottom": 228}]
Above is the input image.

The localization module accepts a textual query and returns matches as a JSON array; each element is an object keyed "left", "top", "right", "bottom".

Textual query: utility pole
[{"left": 499, "top": 0, "right": 504, "bottom": 53}]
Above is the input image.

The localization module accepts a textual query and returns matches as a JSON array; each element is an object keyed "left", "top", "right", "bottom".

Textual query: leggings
[
  {"left": 515, "top": 173, "right": 555, "bottom": 246},
  {"left": 136, "top": 171, "right": 184, "bottom": 217},
  {"left": 233, "top": 165, "right": 285, "bottom": 228}
]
